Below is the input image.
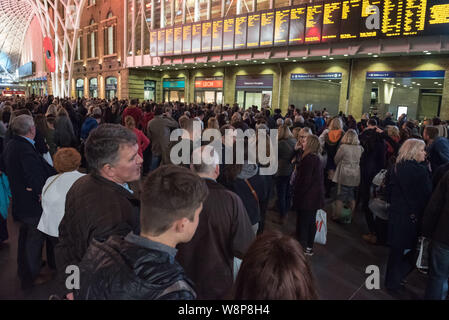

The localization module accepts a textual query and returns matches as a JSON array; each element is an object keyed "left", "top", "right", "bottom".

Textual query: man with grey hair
[
  {"left": 176, "top": 145, "right": 254, "bottom": 299},
  {"left": 381, "top": 111, "right": 396, "bottom": 128},
  {"left": 56, "top": 124, "right": 142, "bottom": 276},
  {"left": 1, "top": 115, "right": 57, "bottom": 289}
]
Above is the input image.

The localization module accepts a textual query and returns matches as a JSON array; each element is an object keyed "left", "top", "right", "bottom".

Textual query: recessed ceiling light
[
  {"left": 373, "top": 55, "right": 378, "bottom": 57},
  {"left": 368, "top": 53, "right": 372, "bottom": 55},
  {"left": 412, "top": 82, "right": 416, "bottom": 84},
  {"left": 426, "top": 52, "right": 431, "bottom": 55},
  {"left": 438, "top": 83, "right": 442, "bottom": 86},
  {"left": 235, "top": 63, "right": 239, "bottom": 66},
  {"left": 344, "top": 54, "right": 348, "bottom": 57},
  {"left": 372, "top": 82, "right": 376, "bottom": 84},
  {"left": 192, "top": 67, "right": 196, "bottom": 69},
  {"left": 246, "top": 59, "right": 250, "bottom": 61},
  {"left": 423, "top": 50, "right": 429, "bottom": 53},
  {"left": 329, "top": 57, "right": 334, "bottom": 60},
  {"left": 212, "top": 65, "right": 215, "bottom": 67},
  {"left": 226, "top": 62, "right": 230, "bottom": 65},
  {"left": 434, "top": 82, "right": 439, "bottom": 84},
  {"left": 293, "top": 60, "right": 297, "bottom": 62},
  {"left": 302, "top": 57, "right": 307, "bottom": 59},
  {"left": 383, "top": 79, "right": 386, "bottom": 81},
  {"left": 322, "top": 55, "right": 327, "bottom": 58},
  {"left": 253, "top": 60, "right": 257, "bottom": 63},
  {"left": 167, "top": 67, "right": 170, "bottom": 69},
  {"left": 204, "top": 64, "right": 207, "bottom": 66},
  {"left": 404, "top": 85, "right": 407, "bottom": 87},
  {"left": 285, "top": 58, "right": 289, "bottom": 61},
  {"left": 262, "top": 61, "right": 266, "bottom": 64},
  {"left": 417, "top": 83, "right": 421, "bottom": 85},
  {"left": 328, "top": 80, "right": 332, "bottom": 82}
]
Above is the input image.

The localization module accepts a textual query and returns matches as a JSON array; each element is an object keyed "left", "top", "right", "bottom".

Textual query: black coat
[
  {"left": 75, "top": 235, "right": 195, "bottom": 300},
  {"left": 386, "top": 160, "right": 432, "bottom": 249},
  {"left": 1, "top": 135, "right": 56, "bottom": 223},
  {"left": 360, "top": 128, "right": 386, "bottom": 180}
]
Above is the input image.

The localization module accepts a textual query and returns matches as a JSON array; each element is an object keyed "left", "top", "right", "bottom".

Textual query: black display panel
[
  {"left": 192, "top": 23, "right": 202, "bottom": 53},
  {"left": 322, "top": 1, "right": 343, "bottom": 42},
  {"left": 212, "top": 20, "right": 223, "bottom": 51},
  {"left": 381, "top": 0, "right": 403, "bottom": 37},
  {"left": 150, "top": 31, "right": 158, "bottom": 57},
  {"left": 340, "top": 0, "right": 362, "bottom": 39},
  {"left": 275, "top": 8, "right": 290, "bottom": 46},
  {"left": 223, "top": 18, "right": 235, "bottom": 50},
  {"left": 360, "top": 0, "right": 382, "bottom": 38},
  {"left": 174, "top": 26, "right": 183, "bottom": 54},
  {"left": 165, "top": 28, "right": 174, "bottom": 55},
  {"left": 247, "top": 13, "right": 261, "bottom": 47},
  {"left": 425, "top": 0, "right": 449, "bottom": 35},
  {"left": 157, "top": 30, "right": 165, "bottom": 56},
  {"left": 260, "top": 11, "right": 275, "bottom": 46},
  {"left": 235, "top": 15, "right": 248, "bottom": 49},
  {"left": 289, "top": 5, "right": 307, "bottom": 45},
  {"left": 402, "top": 0, "right": 427, "bottom": 35},
  {"left": 305, "top": 3, "right": 324, "bottom": 43},
  {"left": 202, "top": 21, "right": 212, "bottom": 52},
  {"left": 182, "top": 25, "right": 192, "bottom": 54}
]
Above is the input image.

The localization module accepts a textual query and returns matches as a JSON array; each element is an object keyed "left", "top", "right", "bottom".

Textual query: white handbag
[{"left": 314, "top": 209, "right": 327, "bottom": 245}]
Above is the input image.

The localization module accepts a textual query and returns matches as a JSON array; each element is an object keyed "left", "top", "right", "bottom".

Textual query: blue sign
[
  {"left": 291, "top": 73, "right": 342, "bottom": 80},
  {"left": 163, "top": 79, "right": 185, "bottom": 88},
  {"left": 366, "top": 71, "right": 445, "bottom": 79},
  {"left": 18, "top": 62, "right": 35, "bottom": 78}
]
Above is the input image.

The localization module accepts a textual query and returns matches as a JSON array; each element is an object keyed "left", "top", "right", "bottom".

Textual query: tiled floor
[{"left": 0, "top": 200, "right": 428, "bottom": 300}]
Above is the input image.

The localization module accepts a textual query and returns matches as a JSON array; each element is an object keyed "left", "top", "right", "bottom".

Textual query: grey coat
[
  {"left": 332, "top": 144, "right": 363, "bottom": 187},
  {"left": 276, "top": 138, "right": 296, "bottom": 177}
]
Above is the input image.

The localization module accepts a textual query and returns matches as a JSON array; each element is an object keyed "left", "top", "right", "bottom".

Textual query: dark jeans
[
  {"left": 17, "top": 222, "right": 46, "bottom": 288},
  {"left": 0, "top": 215, "right": 7, "bottom": 242},
  {"left": 359, "top": 176, "right": 376, "bottom": 234},
  {"left": 385, "top": 247, "right": 415, "bottom": 291},
  {"left": 296, "top": 210, "right": 317, "bottom": 250},
  {"left": 46, "top": 236, "right": 58, "bottom": 270},
  {"left": 276, "top": 176, "right": 291, "bottom": 217},
  {"left": 150, "top": 154, "right": 161, "bottom": 171},
  {"left": 425, "top": 241, "right": 449, "bottom": 300}
]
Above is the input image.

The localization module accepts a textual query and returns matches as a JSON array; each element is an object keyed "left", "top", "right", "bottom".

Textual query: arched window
[
  {"left": 76, "top": 36, "right": 82, "bottom": 60},
  {"left": 89, "top": 77, "right": 98, "bottom": 98},
  {"left": 76, "top": 79, "right": 84, "bottom": 98},
  {"left": 105, "top": 77, "right": 118, "bottom": 100},
  {"left": 104, "top": 12, "right": 115, "bottom": 55},
  {"left": 88, "top": 19, "right": 97, "bottom": 58}
]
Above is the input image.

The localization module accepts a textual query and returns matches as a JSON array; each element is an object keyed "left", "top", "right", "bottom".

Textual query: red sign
[
  {"left": 44, "top": 37, "right": 56, "bottom": 73},
  {"left": 3, "top": 91, "right": 26, "bottom": 95},
  {"left": 194, "top": 80, "right": 223, "bottom": 88}
]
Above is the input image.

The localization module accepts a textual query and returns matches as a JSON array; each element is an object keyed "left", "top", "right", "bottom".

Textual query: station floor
[{"left": 0, "top": 200, "right": 428, "bottom": 300}]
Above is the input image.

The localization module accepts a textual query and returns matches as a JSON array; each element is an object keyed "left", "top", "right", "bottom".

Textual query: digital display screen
[
  {"left": 223, "top": 18, "right": 235, "bottom": 50},
  {"left": 340, "top": 0, "right": 362, "bottom": 39},
  {"left": 150, "top": 31, "right": 158, "bottom": 57},
  {"left": 425, "top": 0, "right": 449, "bottom": 35},
  {"left": 212, "top": 20, "right": 223, "bottom": 51},
  {"left": 322, "top": 1, "right": 342, "bottom": 42},
  {"left": 275, "top": 9, "right": 290, "bottom": 46},
  {"left": 174, "top": 26, "right": 183, "bottom": 54},
  {"left": 202, "top": 22, "right": 212, "bottom": 52},
  {"left": 157, "top": 30, "right": 165, "bottom": 56},
  {"left": 260, "top": 11, "right": 275, "bottom": 46},
  {"left": 360, "top": 0, "right": 382, "bottom": 38},
  {"left": 182, "top": 25, "right": 192, "bottom": 54},
  {"left": 305, "top": 3, "right": 324, "bottom": 43},
  {"left": 247, "top": 13, "right": 261, "bottom": 47},
  {"left": 289, "top": 5, "right": 307, "bottom": 44},
  {"left": 165, "top": 28, "right": 174, "bottom": 55},
  {"left": 235, "top": 15, "right": 248, "bottom": 49},
  {"left": 192, "top": 23, "right": 202, "bottom": 53}
]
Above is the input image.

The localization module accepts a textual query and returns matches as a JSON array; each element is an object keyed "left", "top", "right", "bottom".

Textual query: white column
[
  {"left": 237, "top": 0, "right": 242, "bottom": 15},
  {"left": 161, "top": 0, "right": 166, "bottom": 28},
  {"left": 207, "top": 0, "right": 211, "bottom": 20},
  {"left": 151, "top": 0, "right": 155, "bottom": 29},
  {"left": 194, "top": 0, "right": 200, "bottom": 22},
  {"left": 124, "top": 0, "right": 129, "bottom": 66}
]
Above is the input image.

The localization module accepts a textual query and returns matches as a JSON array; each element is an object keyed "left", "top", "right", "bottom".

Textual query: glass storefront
[
  {"left": 105, "top": 77, "right": 117, "bottom": 100},
  {"left": 289, "top": 73, "right": 342, "bottom": 115},
  {"left": 194, "top": 77, "right": 223, "bottom": 104},
  {"left": 163, "top": 78, "right": 185, "bottom": 102},
  {"left": 364, "top": 71, "right": 445, "bottom": 121},
  {"left": 144, "top": 80, "right": 156, "bottom": 101},
  {"left": 76, "top": 78, "right": 84, "bottom": 98},
  {"left": 235, "top": 75, "right": 273, "bottom": 109},
  {"left": 89, "top": 77, "right": 98, "bottom": 98}
]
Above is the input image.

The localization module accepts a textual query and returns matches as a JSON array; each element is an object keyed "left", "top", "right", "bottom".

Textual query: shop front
[
  {"left": 76, "top": 78, "right": 84, "bottom": 98},
  {"left": 144, "top": 80, "right": 156, "bottom": 101},
  {"left": 289, "top": 73, "right": 342, "bottom": 115},
  {"left": 89, "top": 77, "right": 98, "bottom": 98},
  {"left": 235, "top": 75, "right": 273, "bottom": 109},
  {"left": 163, "top": 78, "right": 185, "bottom": 102},
  {"left": 364, "top": 71, "right": 445, "bottom": 121},
  {"left": 105, "top": 77, "right": 118, "bottom": 100},
  {"left": 194, "top": 77, "right": 223, "bottom": 104}
]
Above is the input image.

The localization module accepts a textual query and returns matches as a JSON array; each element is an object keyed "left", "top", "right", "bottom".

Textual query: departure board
[
  {"left": 322, "top": 1, "right": 343, "bottom": 41},
  {"left": 426, "top": 0, "right": 449, "bottom": 34},
  {"left": 261, "top": 11, "right": 275, "bottom": 46},
  {"left": 174, "top": 26, "right": 182, "bottom": 54},
  {"left": 235, "top": 15, "right": 248, "bottom": 48},
  {"left": 165, "top": 28, "right": 174, "bottom": 55},
  {"left": 150, "top": 31, "right": 157, "bottom": 57},
  {"left": 305, "top": 3, "right": 324, "bottom": 43},
  {"left": 223, "top": 18, "right": 235, "bottom": 50},
  {"left": 157, "top": 30, "right": 165, "bottom": 56},
  {"left": 289, "top": 5, "right": 307, "bottom": 44},
  {"left": 192, "top": 23, "right": 202, "bottom": 53},
  {"left": 360, "top": 0, "right": 382, "bottom": 37},
  {"left": 340, "top": 0, "right": 362, "bottom": 39},
  {"left": 212, "top": 20, "right": 223, "bottom": 51},
  {"left": 403, "top": 0, "right": 427, "bottom": 35},
  {"left": 202, "top": 22, "right": 212, "bottom": 52},
  {"left": 382, "top": 0, "right": 404, "bottom": 36},
  {"left": 247, "top": 13, "right": 261, "bottom": 47},
  {"left": 182, "top": 25, "right": 192, "bottom": 54},
  {"left": 275, "top": 9, "right": 290, "bottom": 45}
]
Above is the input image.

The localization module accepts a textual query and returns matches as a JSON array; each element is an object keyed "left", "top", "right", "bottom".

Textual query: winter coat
[
  {"left": 427, "top": 137, "right": 449, "bottom": 173},
  {"left": 75, "top": 234, "right": 195, "bottom": 300},
  {"left": 321, "top": 129, "right": 344, "bottom": 171},
  {"left": 359, "top": 128, "right": 386, "bottom": 180},
  {"left": 332, "top": 144, "right": 363, "bottom": 187},
  {"left": 276, "top": 138, "right": 296, "bottom": 177},
  {"left": 147, "top": 115, "right": 179, "bottom": 162},
  {"left": 386, "top": 160, "right": 432, "bottom": 249}
]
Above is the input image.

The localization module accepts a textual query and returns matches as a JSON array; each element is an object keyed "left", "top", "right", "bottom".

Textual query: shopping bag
[
  {"left": 314, "top": 209, "right": 327, "bottom": 245},
  {"left": 416, "top": 237, "right": 429, "bottom": 270}
]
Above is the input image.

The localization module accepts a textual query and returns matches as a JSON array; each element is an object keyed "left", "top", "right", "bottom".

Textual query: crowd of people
[{"left": 0, "top": 94, "right": 448, "bottom": 300}]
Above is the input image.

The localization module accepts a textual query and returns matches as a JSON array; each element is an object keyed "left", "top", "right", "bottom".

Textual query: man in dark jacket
[
  {"left": 56, "top": 124, "right": 142, "bottom": 276},
  {"left": 422, "top": 170, "right": 449, "bottom": 300},
  {"left": 423, "top": 126, "right": 449, "bottom": 173},
  {"left": 381, "top": 112, "right": 396, "bottom": 128},
  {"left": 176, "top": 146, "right": 254, "bottom": 299},
  {"left": 1, "top": 115, "right": 57, "bottom": 289},
  {"left": 75, "top": 165, "right": 209, "bottom": 300}
]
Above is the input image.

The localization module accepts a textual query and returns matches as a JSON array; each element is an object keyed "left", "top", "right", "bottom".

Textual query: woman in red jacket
[
  {"left": 292, "top": 134, "right": 325, "bottom": 256},
  {"left": 124, "top": 116, "right": 149, "bottom": 158}
]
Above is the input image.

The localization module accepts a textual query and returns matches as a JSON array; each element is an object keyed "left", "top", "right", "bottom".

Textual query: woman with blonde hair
[
  {"left": 207, "top": 116, "right": 220, "bottom": 130},
  {"left": 384, "top": 138, "right": 432, "bottom": 292},
  {"left": 291, "top": 135, "right": 325, "bottom": 256},
  {"left": 331, "top": 129, "right": 363, "bottom": 221}
]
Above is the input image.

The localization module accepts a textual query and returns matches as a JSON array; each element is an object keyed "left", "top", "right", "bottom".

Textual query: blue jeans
[
  {"left": 150, "top": 155, "right": 161, "bottom": 171},
  {"left": 425, "top": 241, "right": 449, "bottom": 300},
  {"left": 276, "top": 176, "right": 291, "bottom": 217}
]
